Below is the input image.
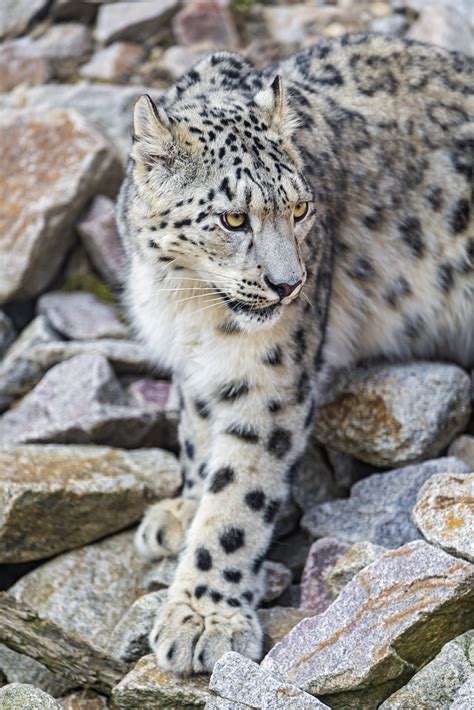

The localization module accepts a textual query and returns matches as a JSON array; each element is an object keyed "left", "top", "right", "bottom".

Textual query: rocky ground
[{"left": 0, "top": 1, "right": 473, "bottom": 709}]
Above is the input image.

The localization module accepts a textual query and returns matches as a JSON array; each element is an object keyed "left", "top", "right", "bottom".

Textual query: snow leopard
[{"left": 116, "top": 34, "right": 473, "bottom": 674}]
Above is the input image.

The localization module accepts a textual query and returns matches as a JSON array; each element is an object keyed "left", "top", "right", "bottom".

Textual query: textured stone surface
[
  {"left": 450, "top": 435, "right": 474, "bottom": 470},
  {"left": 379, "top": 630, "right": 474, "bottom": 709},
  {"left": 0, "top": 353, "right": 175, "bottom": 449},
  {"left": 258, "top": 607, "right": 316, "bottom": 654},
  {"left": 299, "top": 537, "right": 350, "bottom": 612},
  {"left": 158, "top": 44, "right": 210, "bottom": 80},
  {"left": 0, "top": 41, "right": 51, "bottom": 92},
  {"left": 0, "top": 311, "right": 15, "bottom": 357},
  {"left": 0, "top": 109, "right": 121, "bottom": 303},
  {"left": 407, "top": 3, "right": 473, "bottom": 55},
  {"left": 107, "top": 590, "right": 167, "bottom": 662},
  {"left": 0, "top": 683, "right": 62, "bottom": 709},
  {"left": 262, "top": 560, "right": 292, "bottom": 603},
  {"left": 38, "top": 292, "right": 128, "bottom": 341},
  {"left": 29, "top": 23, "right": 92, "bottom": 61},
  {"left": 314, "top": 363, "right": 471, "bottom": 467},
  {"left": 451, "top": 674, "right": 474, "bottom": 709},
  {"left": 0, "top": 0, "right": 49, "bottom": 39},
  {"left": 80, "top": 43, "right": 144, "bottom": 82},
  {"left": 0, "top": 644, "right": 74, "bottom": 697},
  {"left": 262, "top": 541, "right": 474, "bottom": 709},
  {"left": 413, "top": 472, "right": 474, "bottom": 562},
  {"left": 112, "top": 653, "right": 212, "bottom": 708},
  {"left": 60, "top": 690, "right": 110, "bottom": 709},
  {"left": 173, "top": 0, "right": 239, "bottom": 48},
  {"left": 0, "top": 444, "right": 180, "bottom": 562},
  {"left": 326, "top": 540, "right": 387, "bottom": 596},
  {"left": 302, "top": 457, "right": 470, "bottom": 548},
  {"left": 292, "top": 437, "right": 344, "bottom": 514},
  {"left": 209, "top": 652, "right": 329, "bottom": 709},
  {"left": 95, "top": 1, "right": 179, "bottom": 44},
  {"left": 77, "top": 196, "right": 125, "bottom": 286}
]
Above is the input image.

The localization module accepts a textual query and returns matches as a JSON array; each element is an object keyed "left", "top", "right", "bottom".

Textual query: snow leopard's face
[{"left": 128, "top": 87, "right": 317, "bottom": 327}]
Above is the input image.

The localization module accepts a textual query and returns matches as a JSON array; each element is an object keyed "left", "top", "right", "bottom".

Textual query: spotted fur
[{"left": 117, "top": 35, "right": 473, "bottom": 674}]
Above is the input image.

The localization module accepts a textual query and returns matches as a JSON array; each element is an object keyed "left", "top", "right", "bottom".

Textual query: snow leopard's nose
[{"left": 264, "top": 276, "right": 302, "bottom": 299}]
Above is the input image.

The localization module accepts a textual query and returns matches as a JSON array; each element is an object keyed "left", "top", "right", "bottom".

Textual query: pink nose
[{"left": 264, "top": 277, "right": 302, "bottom": 299}]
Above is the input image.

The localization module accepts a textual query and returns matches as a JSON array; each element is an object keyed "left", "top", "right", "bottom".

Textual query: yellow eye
[
  {"left": 293, "top": 201, "right": 309, "bottom": 221},
  {"left": 222, "top": 212, "right": 247, "bottom": 230}
]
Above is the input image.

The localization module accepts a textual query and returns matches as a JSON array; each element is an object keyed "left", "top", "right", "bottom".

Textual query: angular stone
[
  {"left": 112, "top": 653, "right": 212, "bottom": 708},
  {"left": 77, "top": 196, "right": 125, "bottom": 286},
  {"left": 107, "top": 590, "right": 167, "bottom": 662},
  {"left": 205, "top": 699, "right": 248, "bottom": 709},
  {"left": 60, "top": 690, "right": 110, "bottom": 709},
  {"left": 326, "top": 540, "right": 386, "bottom": 596},
  {"left": 31, "top": 23, "right": 93, "bottom": 61},
  {"left": 262, "top": 541, "right": 474, "bottom": 709},
  {"left": 413, "top": 472, "right": 474, "bottom": 562},
  {"left": 209, "top": 652, "right": 329, "bottom": 709},
  {"left": 173, "top": 0, "right": 239, "bottom": 48},
  {"left": 0, "top": 645, "right": 75, "bottom": 697},
  {"left": 0, "top": 684, "right": 62, "bottom": 709},
  {"left": 0, "top": 353, "right": 176, "bottom": 449},
  {"left": 0, "top": 311, "right": 15, "bottom": 357},
  {"left": 451, "top": 674, "right": 474, "bottom": 709},
  {"left": 262, "top": 560, "right": 292, "bottom": 603},
  {"left": 95, "top": 1, "right": 179, "bottom": 44},
  {"left": 0, "top": 0, "right": 49, "bottom": 39},
  {"left": 299, "top": 538, "right": 350, "bottom": 612},
  {"left": 258, "top": 607, "right": 316, "bottom": 654},
  {"left": 127, "top": 379, "right": 173, "bottom": 411},
  {"left": 0, "top": 109, "right": 121, "bottom": 303},
  {"left": 0, "top": 444, "right": 180, "bottom": 562},
  {"left": 80, "top": 43, "right": 145, "bottom": 82},
  {"left": 0, "top": 41, "right": 51, "bottom": 92},
  {"left": 302, "top": 457, "right": 470, "bottom": 548},
  {"left": 407, "top": 4, "right": 473, "bottom": 55},
  {"left": 379, "top": 630, "right": 474, "bottom": 709},
  {"left": 314, "top": 363, "right": 471, "bottom": 467},
  {"left": 38, "top": 292, "right": 128, "bottom": 341},
  {"left": 292, "top": 437, "right": 343, "bottom": 515},
  {"left": 450, "top": 435, "right": 474, "bottom": 470}
]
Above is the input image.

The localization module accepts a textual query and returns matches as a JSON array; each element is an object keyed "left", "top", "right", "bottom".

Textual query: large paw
[
  {"left": 134, "top": 498, "right": 197, "bottom": 561},
  {"left": 149, "top": 598, "right": 263, "bottom": 674}
]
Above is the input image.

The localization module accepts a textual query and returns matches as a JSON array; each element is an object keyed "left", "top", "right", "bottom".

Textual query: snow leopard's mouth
[{"left": 213, "top": 288, "right": 279, "bottom": 319}]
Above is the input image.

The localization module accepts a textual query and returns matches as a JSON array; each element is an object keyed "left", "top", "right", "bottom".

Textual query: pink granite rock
[{"left": 299, "top": 537, "right": 350, "bottom": 612}]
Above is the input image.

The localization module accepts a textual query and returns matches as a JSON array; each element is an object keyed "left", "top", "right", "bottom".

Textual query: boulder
[
  {"left": 291, "top": 438, "right": 344, "bottom": 515},
  {"left": 413, "top": 472, "right": 474, "bottom": 562},
  {"left": 299, "top": 537, "right": 350, "bottom": 612},
  {"left": 258, "top": 607, "right": 317, "bottom": 654},
  {"left": 0, "top": 0, "right": 49, "bottom": 39},
  {"left": 0, "top": 444, "right": 181, "bottom": 562},
  {"left": 407, "top": 3, "right": 473, "bottom": 55},
  {"left": 173, "top": 0, "right": 239, "bottom": 49},
  {"left": 76, "top": 196, "right": 125, "bottom": 286},
  {"left": 107, "top": 590, "right": 168, "bottom": 662},
  {"left": 314, "top": 363, "right": 471, "bottom": 467},
  {"left": 37, "top": 292, "right": 129, "bottom": 341},
  {"left": 80, "top": 43, "right": 145, "bottom": 83},
  {"left": 325, "top": 540, "right": 386, "bottom": 596},
  {"left": 449, "top": 435, "right": 474, "bottom": 469},
  {"left": 0, "top": 645, "right": 75, "bottom": 697},
  {"left": 302, "top": 457, "right": 470, "bottom": 548},
  {"left": 0, "top": 41, "right": 50, "bottom": 92},
  {"left": 0, "top": 684, "right": 62, "bottom": 709},
  {"left": 0, "top": 109, "right": 121, "bottom": 303},
  {"left": 95, "top": 1, "right": 179, "bottom": 44},
  {"left": 262, "top": 541, "right": 474, "bottom": 709},
  {"left": 451, "top": 674, "right": 474, "bottom": 709}
]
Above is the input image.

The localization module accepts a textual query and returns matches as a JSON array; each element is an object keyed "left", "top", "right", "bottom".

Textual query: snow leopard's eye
[
  {"left": 221, "top": 212, "right": 247, "bottom": 230},
  {"left": 293, "top": 201, "right": 309, "bottom": 222}
]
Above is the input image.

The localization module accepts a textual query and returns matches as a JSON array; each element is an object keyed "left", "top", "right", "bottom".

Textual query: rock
[
  {"left": 0, "top": 312, "right": 15, "bottom": 357},
  {"left": 112, "top": 653, "right": 212, "bottom": 708},
  {"left": 60, "top": 690, "right": 110, "bottom": 709},
  {"left": 292, "top": 438, "right": 343, "bottom": 514},
  {"left": 77, "top": 195, "right": 125, "bottom": 286},
  {"left": 37, "top": 292, "right": 128, "bottom": 341},
  {"left": 325, "top": 447, "right": 377, "bottom": 490},
  {"left": 209, "top": 652, "right": 329, "bottom": 709},
  {"left": 314, "top": 363, "right": 471, "bottom": 467},
  {"left": 32, "top": 23, "right": 93, "bottom": 62},
  {"left": 127, "top": 379, "right": 173, "bottom": 410},
  {"left": 0, "top": 353, "right": 176, "bottom": 449},
  {"left": 408, "top": 4, "right": 473, "bottom": 55},
  {"left": 0, "top": 42, "right": 51, "bottom": 92},
  {"left": 107, "top": 590, "right": 167, "bottom": 662},
  {"left": 0, "top": 0, "right": 49, "bottom": 40},
  {"left": 95, "top": 1, "right": 179, "bottom": 45},
  {"left": 379, "top": 630, "right": 474, "bottom": 710},
  {"left": 262, "top": 541, "right": 474, "bottom": 709},
  {"left": 370, "top": 14, "right": 408, "bottom": 35},
  {"left": 0, "top": 684, "right": 62, "bottom": 709},
  {"left": 139, "top": 557, "right": 178, "bottom": 592},
  {"left": 262, "top": 560, "right": 292, "bottom": 603},
  {"left": 268, "top": 528, "right": 311, "bottom": 579},
  {"left": 80, "top": 43, "right": 145, "bottom": 82},
  {"left": 205, "top": 700, "right": 248, "bottom": 710},
  {"left": 413, "top": 472, "right": 474, "bottom": 562},
  {"left": 299, "top": 537, "right": 350, "bottom": 612},
  {"left": 173, "top": 0, "right": 239, "bottom": 49},
  {"left": 450, "top": 435, "right": 474, "bottom": 470},
  {"left": 325, "top": 540, "right": 386, "bottom": 596},
  {"left": 0, "top": 444, "right": 180, "bottom": 562},
  {"left": 0, "top": 84, "right": 163, "bottom": 161},
  {"left": 0, "top": 645, "right": 74, "bottom": 698},
  {"left": 158, "top": 44, "right": 211, "bottom": 80},
  {"left": 451, "top": 674, "right": 474, "bottom": 709},
  {"left": 0, "top": 109, "right": 121, "bottom": 303},
  {"left": 263, "top": 5, "right": 338, "bottom": 45},
  {"left": 258, "top": 607, "right": 317, "bottom": 654},
  {"left": 302, "top": 457, "right": 470, "bottom": 548}
]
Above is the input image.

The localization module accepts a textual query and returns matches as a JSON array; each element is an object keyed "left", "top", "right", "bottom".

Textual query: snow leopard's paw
[{"left": 134, "top": 498, "right": 198, "bottom": 561}]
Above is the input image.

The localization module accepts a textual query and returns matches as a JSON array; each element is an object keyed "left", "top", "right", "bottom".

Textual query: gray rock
[
  {"left": 413, "top": 472, "right": 474, "bottom": 562},
  {"left": 370, "top": 14, "right": 408, "bottom": 36},
  {"left": 76, "top": 195, "right": 125, "bottom": 286},
  {"left": 0, "top": 353, "right": 176, "bottom": 449},
  {"left": 108, "top": 590, "right": 167, "bottom": 662},
  {"left": 173, "top": 0, "right": 239, "bottom": 49},
  {"left": 205, "top": 700, "right": 249, "bottom": 709},
  {"left": 37, "top": 292, "right": 129, "bottom": 341},
  {"left": 0, "top": 40, "right": 51, "bottom": 92},
  {"left": 59, "top": 690, "right": 110, "bottom": 709},
  {"left": 262, "top": 541, "right": 474, "bottom": 709},
  {"left": 0, "top": 311, "right": 15, "bottom": 357},
  {"left": 299, "top": 537, "right": 350, "bottom": 612},
  {"left": 0, "top": 645, "right": 75, "bottom": 698},
  {"left": 315, "top": 363, "right": 471, "bottom": 467},
  {"left": 407, "top": 3, "right": 473, "bottom": 55},
  {"left": 209, "top": 652, "right": 329, "bottom": 709},
  {"left": 0, "top": 444, "right": 181, "bottom": 562},
  {"left": 158, "top": 44, "right": 211, "bottom": 80},
  {"left": 137, "top": 557, "right": 177, "bottom": 593},
  {"left": 95, "top": 1, "right": 179, "bottom": 44},
  {"left": 262, "top": 560, "right": 292, "bottom": 603},
  {"left": 79, "top": 42, "right": 145, "bottom": 82},
  {"left": 302, "top": 457, "right": 470, "bottom": 548},
  {"left": 451, "top": 674, "right": 474, "bottom": 709},
  {"left": 112, "top": 653, "right": 212, "bottom": 708},
  {"left": 379, "top": 631, "right": 474, "bottom": 709},
  {"left": 0, "top": 109, "right": 121, "bottom": 303},
  {"left": 268, "top": 528, "right": 311, "bottom": 579},
  {"left": 292, "top": 437, "right": 342, "bottom": 514},
  {"left": 258, "top": 607, "right": 317, "bottom": 655},
  {"left": 0, "top": 683, "right": 62, "bottom": 709},
  {"left": 449, "top": 435, "right": 474, "bottom": 470},
  {"left": 29, "top": 23, "right": 93, "bottom": 62},
  {"left": 0, "top": 0, "right": 49, "bottom": 39},
  {"left": 325, "top": 540, "right": 386, "bottom": 596}
]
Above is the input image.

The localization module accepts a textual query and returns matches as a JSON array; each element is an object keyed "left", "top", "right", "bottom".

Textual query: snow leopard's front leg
[{"left": 149, "top": 377, "right": 315, "bottom": 673}]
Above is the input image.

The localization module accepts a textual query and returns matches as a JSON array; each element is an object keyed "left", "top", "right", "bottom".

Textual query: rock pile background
[{"left": 0, "top": 1, "right": 473, "bottom": 708}]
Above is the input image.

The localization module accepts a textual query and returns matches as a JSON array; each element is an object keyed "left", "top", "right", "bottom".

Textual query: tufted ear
[
  {"left": 253, "top": 76, "right": 296, "bottom": 137},
  {"left": 133, "top": 95, "right": 174, "bottom": 161}
]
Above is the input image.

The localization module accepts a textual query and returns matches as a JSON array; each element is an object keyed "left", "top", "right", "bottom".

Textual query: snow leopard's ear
[
  {"left": 253, "top": 76, "right": 297, "bottom": 138},
  {"left": 132, "top": 95, "right": 173, "bottom": 161}
]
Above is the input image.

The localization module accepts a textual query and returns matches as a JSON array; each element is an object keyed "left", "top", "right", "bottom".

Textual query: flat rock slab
[
  {"left": 314, "top": 363, "right": 471, "bottom": 467},
  {"left": 262, "top": 540, "right": 474, "bottom": 709},
  {"left": 413, "top": 472, "right": 474, "bottom": 562},
  {"left": 37, "top": 292, "right": 128, "bottom": 341},
  {"left": 95, "top": 1, "right": 179, "bottom": 44},
  {"left": 0, "top": 444, "right": 180, "bottom": 562},
  {"left": 0, "top": 683, "right": 62, "bottom": 709},
  {"left": 302, "top": 457, "right": 470, "bottom": 548},
  {"left": 0, "top": 109, "right": 121, "bottom": 303},
  {"left": 209, "top": 652, "right": 329, "bottom": 709},
  {"left": 112, "top": 653, "right": 211, "bottom": 709}
]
